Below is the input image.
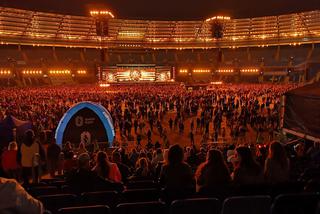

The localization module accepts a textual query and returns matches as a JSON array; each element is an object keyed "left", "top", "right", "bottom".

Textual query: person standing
[
  {"left": 19, "top": 130, "right": 40, "bottom": 185},
  {"left": 46, "top": 139, "right": 61, "bottom": 178},
  {"left": 189, "top": 131, "right": 195, "bottom": 146}
]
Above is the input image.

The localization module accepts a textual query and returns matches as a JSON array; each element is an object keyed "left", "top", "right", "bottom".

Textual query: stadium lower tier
[{"left": 0, "top": 44, "right": 320, "bottom": 86}]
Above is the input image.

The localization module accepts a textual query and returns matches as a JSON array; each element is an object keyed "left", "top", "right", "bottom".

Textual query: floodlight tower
[{"left": 205, "top": 16, "right": 231, "bottom": 80}]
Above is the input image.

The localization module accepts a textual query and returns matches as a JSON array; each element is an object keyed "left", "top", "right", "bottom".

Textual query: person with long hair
[
  {"left": 232, "top": 146, "right": 264, "bottom": 185},
  {"left": 264, "top": 141, "right": 290, "bottom": 183},
  {"left": 195, "top": 149, "right": 231, "bottom": 191},
  {"left": 92, "top": 151, "right": 122, "bottom": 183},
  {"left": 159, "top": 144, "right": 194, "bottom": 190},
  {"left": 134, "top": 157, "right": 152, "bottom": 179}
]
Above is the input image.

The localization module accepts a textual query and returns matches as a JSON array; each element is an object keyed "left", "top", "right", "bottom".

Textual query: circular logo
[{"left": 75, "top": 116, "right": 84, "bottom": 127}]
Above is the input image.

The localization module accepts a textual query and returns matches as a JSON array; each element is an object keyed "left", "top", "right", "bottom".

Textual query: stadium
[{"left": 0, "top": 1, "right": 319, "bottom": 214}]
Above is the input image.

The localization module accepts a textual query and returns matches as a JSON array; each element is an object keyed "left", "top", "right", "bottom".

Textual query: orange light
[
  {"left": 90, "top": 10, "right": 115, "bottom": 18},
  {"left": 49, "top": 69, "right": 71, "bottom": 75},
  {"left": 22, "top": 70, "right": 43, "bottom": 75},
  {"left": 77, "top": 70, "right": 87, "bottom": 74},
  {"left": 0, "top": 69, "right": 12, "bottom": 75},
  {"left": 205, "top": 16, "right": 231, "bottom": 22},
  {"left": 210, "top": 81, "right": 223, "bottom": 85},
  {"left": 179, "top": 69, "right": 188, "bottom": 73},
  {"left": 99, "top": 83, "right": 110, "bottom": 87},
  {"left": 193, "top": 69, "right": 210, "bottom": 73},
  {"left": 240, "top": 68, "right": 259, "bottom": 73},
  {"left": 216, "top": 69, "right": 234, "bottom": 73}
]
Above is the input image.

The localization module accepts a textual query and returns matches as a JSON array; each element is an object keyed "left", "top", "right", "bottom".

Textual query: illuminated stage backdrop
[{"left": 99, "top": 64, "right": 172, "bottom": 82}]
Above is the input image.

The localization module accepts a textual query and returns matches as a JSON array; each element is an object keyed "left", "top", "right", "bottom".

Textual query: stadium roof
[{"left": 0, "top": 0, "right": 319, "bottom": 20}]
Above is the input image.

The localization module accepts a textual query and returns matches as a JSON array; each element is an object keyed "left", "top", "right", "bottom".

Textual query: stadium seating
[
  {"left": 221, "top": 195, "right": 272, "bottom": 214},
  {"left": 170, "top": 198, "right": 221, "bottom": 214},
  {"left": 271, "top": 193, "right": 320, "bottom": 214},
  {"left": 121, "top": 188, "right": 160, "bottom": 203},
  {"left": 29, "top": 186, "right": 60, "bottom": 197},
  {"left": 59, "top": 205, "right": 111, "bottom": 214},
  {"left": 80, "top": 191, "right": 119, "bottom": 207},
  {"left": 116, "top": 201, "right": 166, "bottom": 214},
  {"left": 125, "top": 180, "right": 159, "bottom": 189},
  {"left": 38, "top": 194, "right": 78, "bottom": 214}
]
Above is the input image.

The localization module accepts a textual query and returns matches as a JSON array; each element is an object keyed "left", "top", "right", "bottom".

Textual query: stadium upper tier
[{"left": 0, "top": 7, "right": 320, "bottom": 49}]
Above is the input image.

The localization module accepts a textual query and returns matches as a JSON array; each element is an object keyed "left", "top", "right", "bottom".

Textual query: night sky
[{"left": 1, "top": 0, "right": 319, "bottom": 20}]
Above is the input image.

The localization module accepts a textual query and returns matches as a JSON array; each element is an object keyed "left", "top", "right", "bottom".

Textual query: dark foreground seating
[
  {"left": 170, "top": 198, "right": 221, "bottom": 214},
  {"left": 30, "top": 186, "right": 60, "bottom": 197},
  {"left": 80, "top": 191, "right": 119, "bottom": 207},
  {"left": 271, "top": 193, "right": 320, "bottom": 214},
  {"left": 222, "top": 195, "right": 272, "bottom": 214},
  {"left": 121, "top": 188, "right": 160, "bottom": 202},
  {"left": 59, "top": 205, "right": 111, "bottom": 214},
  {"left": 116, "top": 201, "right": 166, "bottom": 214},
  {"left": 38, "top": 194, "right": 77, "bottom": 214}
]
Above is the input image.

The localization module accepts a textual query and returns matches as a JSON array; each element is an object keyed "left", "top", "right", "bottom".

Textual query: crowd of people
[
  {"left": 0, "top": 83, "right": 319, "bottom": 213},
  {"left": 0, "top": 83, "right": 297, "bottom": 147}
]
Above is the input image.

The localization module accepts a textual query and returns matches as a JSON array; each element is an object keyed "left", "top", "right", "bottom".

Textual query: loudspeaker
[{"left": 211, "top": 21, "right": 224, "bottom": 39}]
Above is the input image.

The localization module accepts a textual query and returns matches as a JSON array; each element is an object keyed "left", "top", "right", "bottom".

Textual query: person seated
[
  {"left": 151, "top": 148, "right": 164, "bottom": 167},
  {"left": 155, "top": 149, "right": 169, "bottom": 179},
  {"left": 232, "top": 146, "right": 264, "bottom": 185},
  {"left": 131, "top": 157, "right": 154, "bottom": 180},
  {"left": 195, "top": 149, "right": 231, "bottom": 192},
  {"left": 159, "top": 144, "right": 195, "bottom": 194},
  {"left": 66, "top": 153, "right": 123, "bottom": 194},
  {"left": 92, "top": 151, "right": 122, "bottom": 183},
  {"left": 46, "top": 139, "right": 61, "bottom": 178},
  {"left": 0, "top": 177, "right": 43, "bottom": 214},
  {"left": 112, "top": 151, "right": 131, "bottom": 183},
  {"left": 264, "top": 141, "right": 290, "bottom": 184}
]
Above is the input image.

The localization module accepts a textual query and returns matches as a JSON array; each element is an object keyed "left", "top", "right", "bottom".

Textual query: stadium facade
[{"left": 0, "top": 7, "right": 319, "bottom": 86}]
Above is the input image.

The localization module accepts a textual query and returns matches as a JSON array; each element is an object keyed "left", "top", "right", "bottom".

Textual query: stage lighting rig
[
  {"left": 205, "top": 16, "right": 230, "bottom": 39},
  {"left": 90, "top": 10, "right": 115, "bottom": 37}
]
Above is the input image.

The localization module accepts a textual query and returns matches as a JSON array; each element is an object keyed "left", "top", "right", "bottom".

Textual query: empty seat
[
  {"left": 121, "top": 188, "right": 160, "bottom": 202},
  {"left": 116, "top": 201, "right": 166, "bottom": 214},
  {"left": 269, "top": 182, "right": 304, "bottom": 197},
  {"left": 170, "top": 198, "right": 221, "bottom": 214},
  {"left": 126, "top": 180, "right": 159, "bottom": 189},
  {"left": 222, "top": 195, "right": 272, "bottom": 214},
  {"left": 61, "top": 185, "right": 73, "bottom": 194},
  {"left": 38, "top": 194, "right": 78, "bottom": 214},
  {"left": 41, "top": 178, "right": 63, "bottom": 184},
  {"left": 233, "top": 184, "right": 270, "bottom": 196},
  {"left": 29, "top": 186, "right": 59, "bottom": 196},
  {"left": 317, "top": 201, "right": 320, "bottom": 214},
  {"left": 271, "top": 193, "right": 320, "bottom": 214},
  {"left": 81, "top": 191, "right": 119, "bottom": 207},
  {"left": 59, "top": 205, "right": 111, "bottom": 214},
  {"left": 198, "top": 185, "right": 233, "bottom": 200},
  {"left": 51, "top": 180, "right": 67, "bottom": 188},
  {"left": 161, "top": 188, "right": 195, "bottom": 203}
]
